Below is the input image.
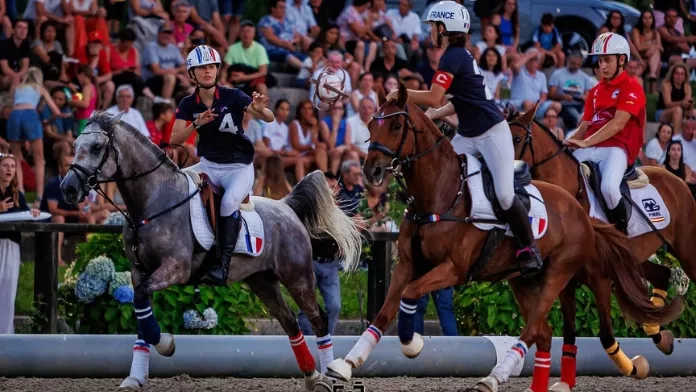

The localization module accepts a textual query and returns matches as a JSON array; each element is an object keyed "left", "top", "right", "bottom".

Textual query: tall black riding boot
[
  {"left": 203, "top": 212, "right": 242, "bottom": 285},
  {"left": 502, "top": 196, "right": 544, "bottom": 278},
  {"left": 609, "top": 202, "right": 629, "bottom": 235}
]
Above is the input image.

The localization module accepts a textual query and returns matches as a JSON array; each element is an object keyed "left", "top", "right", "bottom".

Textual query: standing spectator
[
  {"left": 548, "top": 52, "right": 597, "bottom": 129},
  {"left": 509, "top": 48, "right": 561, "bottom": 119},
  {"left": 286, "top": 0, "right": 319, "bottom": 40},
  {"left": 321, "top": 101, "right": 359, "bottom": 175},
  {"left": 252, "top": 154, "right": 292, "bottom": 199},
  {"left": 258, "top": 0, "right": 306, "bottom": 70},
  {"left": 656, "top": 63, "right": 696, "bottom": 134},
  {"left": 105, "top": 85, "right": 149, "bottom": 137},
  {"left": 23, "top": 0, "right": 75, "bottom": 57},
  {"left": 76, "top": 31, "right": 115, "bottom": 110},
  {"left": 643, "top": 122, "right": 674, "bottom": 166},
  {"left": 348, "top": 72, "right": 377, "bottom": 118},
  {"left": 263, "top": 99, "right": 305, "bottom": 181},
  {"left": 0, "top": 19, "right": 30, "bottom": 89},
  {"left": 658, "top": 8, "right": 696, "bottom": 66},
  {"left": 31, "top": 21, "right": 69, "bottom": 89},
  {"left": 8, "top": 67, "right": 63, "bottom": 202},
  {"left": 413, "top": 287, "right": 458, "bottom": 337},
  {"left": 386, "top": 0, "right": 422, "bottom": 66},
  {"left": 107, "top": 28, "right": 160, "bottom": 103},
  {"left": 142, "top": 22, "right": 190, "bottom": 100},
  {"left": 296, "top": 42, "right": 325, "bottom": 88},
  {"left": 491, "top": 0, "right": 520, "bottom": 58},
  {"left": 0, "top": 153, "right": 41, "bottom": 334},
  {"left": 662, "top": 140, "right": 694, "bottom": 183},
  {"left": 541, "top": 107, "right": 564, "bottom": 140},
  {"left": 337, "top": 0, "right": 378, "bottom": 72},
  {"left": 41, "top": 87, "right": 74, "bottom": 164},
  {"left": 69, "top": 64, "right": 97, "bottom": 135},
  {"left": 477, "top": 47, "right": 505, "bottom": 102},
  {"left": 346, "top": 97, "right": 375, "bottom": 159},
  {"left": 223, "top": 20, "right": 271, "bottom": 96},
  {"left": 631, "top": 9, "right": 662, "bottom": 82},
  {"left": 530, "top": 13, "right": 564, "bottom": 69},
  {"left": 290, "top": 100, "right": 329, "bottom": 177}
]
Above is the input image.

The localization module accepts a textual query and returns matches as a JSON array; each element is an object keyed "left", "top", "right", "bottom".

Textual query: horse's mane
[{"left": 88, "top": 111, "right": 179, "bottom": 171}]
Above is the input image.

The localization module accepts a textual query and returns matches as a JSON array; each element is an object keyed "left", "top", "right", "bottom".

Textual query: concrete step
[{"left": 273, "top": 72, "right": 299, "bottom": 88}]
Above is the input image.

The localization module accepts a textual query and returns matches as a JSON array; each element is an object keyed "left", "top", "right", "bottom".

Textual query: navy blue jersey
[
  {"left": 434, "top": 46, "right": 504, "bottom": 137},
  {"left": 176, "top": 86, "right": 254, "bottom": 164}
]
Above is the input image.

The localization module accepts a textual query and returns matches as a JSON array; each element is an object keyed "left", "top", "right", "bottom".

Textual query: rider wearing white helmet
[
  {"left": 390, "top": 0, "right": 543, "bottom": 277},
  {"left": 564, "top": 32, "right": 646, "bottom": 233},
  {"left": 171, "top": 45, "right": 275, "bottom": 284}
]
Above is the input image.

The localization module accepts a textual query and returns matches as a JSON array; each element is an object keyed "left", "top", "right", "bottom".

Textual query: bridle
[{"left": 508, "top": 120, "right": 567, "bottom": 169}]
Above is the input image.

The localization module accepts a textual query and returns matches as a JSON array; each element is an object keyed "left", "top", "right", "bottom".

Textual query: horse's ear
[
  {"left": 396, "top": 80, "right": 408, "bottom": 108},
  {"left": 376, "top": 85, "right": 387, "bottom": 107},
  {"left": 111, "top": 110, "right": 125, "bottom": 125},
  {"left": 518, "top": 101, "right": 540, "bottom": 125}
]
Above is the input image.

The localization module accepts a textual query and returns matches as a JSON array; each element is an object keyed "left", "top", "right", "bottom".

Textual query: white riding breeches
[
  {"left": 451, "top": 120, "right": 516, "bottom": 210},
  {"left": 189, "top": 158, "right": 255, "bottom": 217},
  {"left": 572, "top": 146, "right": 627, "bottom": 210}
]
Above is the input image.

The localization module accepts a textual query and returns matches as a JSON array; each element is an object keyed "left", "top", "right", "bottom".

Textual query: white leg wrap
[
  {"left": 316, "top": 334, "right": 334, "bottom": 374},
  {"left": 491, "top": 341, "right": 527, "bottom": 384},
  {"left": 345, "top": 325, "right": 382, "bottom": 368},
  {"left": 128, "top": 340, "right": 150, "bottom": 385}
]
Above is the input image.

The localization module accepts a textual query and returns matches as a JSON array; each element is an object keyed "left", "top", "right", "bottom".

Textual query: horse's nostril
[
  {"left": 64, "top": 186, "right": 77, "bottom": 199},
  {"left": 373, "top": 166, "right": 383, "bottom": 177}
]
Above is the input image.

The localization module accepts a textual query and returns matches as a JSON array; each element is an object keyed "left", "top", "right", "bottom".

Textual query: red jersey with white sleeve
[{"left": 581, "top": 71, "right": 646, "bottom": 165}]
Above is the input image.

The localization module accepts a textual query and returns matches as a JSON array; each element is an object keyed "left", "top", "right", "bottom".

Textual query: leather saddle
[
  {"left": 185, "top": 170, "right": 250, "bottom": 235},
  {"left": 582, "top": 161, "right": 635, "bottom": 223},
  {"left": 470, "top": 155, "right": 533, "bottom": 220}
]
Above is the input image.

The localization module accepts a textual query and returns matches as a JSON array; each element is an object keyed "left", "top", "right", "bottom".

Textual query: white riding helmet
[
  {"left": 590, "top": 32, "right": 631, "bottom": 62},
  {"left": 186, "top": 45, "right": 221, "bottom": 71},
  {"left": 423, "top": 1, "right": 471, "bottom": 34}
]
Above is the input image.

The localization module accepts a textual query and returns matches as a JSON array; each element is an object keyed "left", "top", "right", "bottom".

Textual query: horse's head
[
  {"left": 61, "top": 111, "right": 125, "bottom": 204},
  {"left": 508, "top": 102, "right": 539, "bottom": 162}
]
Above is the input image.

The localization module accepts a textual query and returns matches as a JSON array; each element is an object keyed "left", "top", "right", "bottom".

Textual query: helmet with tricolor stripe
[
  {"left": 186, "top": 45, "right": 221, "bottom": 71},
  {"left": 423, "top": 1, "right": 471, "bottom": 34},
  {"left": 590, "top": 32, "right": 630, "bottom": 62}
]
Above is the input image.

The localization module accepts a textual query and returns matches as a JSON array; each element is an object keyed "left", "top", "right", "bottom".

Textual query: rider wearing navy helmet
[
  {"left": 389, "top": 0, "right": 543, "bottom": 277},
  {"left": 172, "top": 45, "right": 275, "bottom": 285}
]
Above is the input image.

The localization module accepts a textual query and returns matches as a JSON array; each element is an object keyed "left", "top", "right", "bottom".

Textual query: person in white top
[
  {"left": 385, "top": 0, "right": 422, "bottom": 61},
  {"left": 673, "top": 116, "right": 696, "bottom": 170},
  {"left": 347, "top": 97, "right": 375, "bottom": 159},
  {"left": 348, "top": 72, "right": 378, "bottom": 118},
  {"left": 262, "top": 99, "right": 306, "bottom": 180},
  {"left": 106, "top": 85, "right": 149, "bottom": 137},
  {"left": 289, "top": 100, "right": 329, "bottom": 178},
  {"left": 643, "top": 122, "right": 673, "bottom": 166}
]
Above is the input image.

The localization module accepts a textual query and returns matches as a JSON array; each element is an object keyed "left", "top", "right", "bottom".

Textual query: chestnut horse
[
  {"left": 507, "top": 106, "right": 696, "bottom": 358},
  {"left": 327, "top": 84, "right": 682, "bottom": 392}
]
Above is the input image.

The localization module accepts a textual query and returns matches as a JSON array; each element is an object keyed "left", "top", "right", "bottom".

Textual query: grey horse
[{"left": 60, "top": 112, "right": 363, "bottom": 391}]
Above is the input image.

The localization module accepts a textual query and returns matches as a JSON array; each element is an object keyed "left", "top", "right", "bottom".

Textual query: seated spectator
[
  {"left": 316, "top": 23, "right": 344, "bottom": 56},
  {"left": 296, "top": 42, "right": 325, "bottom": 88},
  {"left": 509, "top": 48, "right": 561, "bottom": 119},
  {"left": 658, "top": 8, "right": 696, "bottom": 66},
  {"left": 142, "top": 22, "right": 190, "bottom": 100},
  {"left": 626, "top": 58, "right": 645, "bottom": 88},
  {"left": 0, "top": 20, "right": 30, "bottom": 89},
  {"left": 186, "top": 28, "right": 206, "bottom": 55},
  {"left": 289, "top": 100, "right": 329, "bottom": 178},
  {"left": 675, "top": 116, "right": 696, "bottom": 170},
  {"left": 531, "top": 13, "right": 564, "bottom": 69},
  {"left": 287, "top": 0, "right": 319, "bottom": 41},
  {"left": 644, "top": 122, "right": 674, "bottom": 166},
  {"left": 663, "top": 140, "right": 694, "bottom": 183},
  {"left": 219, "top": 0, "right": 244, "bottom": 44},
  {"left": 41, "top": 87, "right": 74, "bottom": 163},
  {"left": 346, "top": 97, "right": 375, "bottom": 159},
  {"left": 337, "top": 0, "right": 378, "bottom": 72},
  {"left": 383, "top": 73, "right": 399, "bottom": 95},
  {"left": 222, "top": 20, "right": 271, "bottom": 96},
  {"left": 76, "top": 31, "right": 115, "bottom": 110},
  {"left": 252, "top": 154, "right": 292, "bottom": 199},
  {"left": 170, "top": 1, "right": 194, "bottom": 50},
  {"left": 147, "top": 101, "right": 172, "bottom": 146},
  {"left": 177, "top": 0, "right": 227, "bottom": 50},
  {"left": 475, "top": 25, "right": 507, "bottom": 70},
  {"left": 541, "top": 107, "right": 564, "bottom": 140},
  {"left": 309, "top": 51, "right": 353, "bottom": 106},
  {"left": 104, "top": 0, "right": 126, "bottom": 37},
  {"left": 598, "top": 10, "right": 642, "bottom": 67},
  {"left": 23, "top": 0, "right": 74, "bottom": 57},
  {"left": 656, "top": 63, "right": 696, "bottom": 134},
  {"left": 348, "top": 72, "right": 377, "bottom": 118},
  {"left": 105, "top": 85, "right": 149, "bottom": 136},
  {"left": 98, "top": 182, "right": 126, "bottom": 212},
  {"left": 0, "top": 153, "right": 40, "bottom": 334},
  {"left": 478, "top": 47, "right": 505, "bottom": 102},
  {"left": 0, "top": 0, "right": 11, "bottom": 38},
  {"left": 258, "top": 0, "right": 306, "bottom": 70},
  {"left": 263, "top": 99, "right": 305, "bottom": 181},
  {"left": 548, "top": 52, "right": 597, "bottom": 129},
  {"left": 308, "top": 0, "right": 330, "bottom": 28},
  {"left": 69, "top": 64, "right": 97, "bottom": 135},
  {"left": 370, "top": 38, "right": 413, "bottom": 84},
  {"left": 416, "top": 42, "right": 442, "bottom": 90},
  {"left": 0, "top": 96, "right": 12, "bottom": 154},
  {"left": 386, "top": 0, "right": 422, "bottom": 66},
  {"left": 242, "top": 111, "right": 271, "bottom": 169},
  {"left": 70, "top": 0, "right": 109, "bottom": 55},
  {"left": 631, "top": 9, "right": 662, "bottom": 81},
  {"left": 321, "top": 101, "right": 359, "bottom": 175},
  {"left": 108, "top": 28, "right": 160, "bottom": 103},
  {"left": 491, "top": 0, "right": 520, "bottom": 57},
  {"left": 337, "top": 159, "right": 364, "bottom": 217},
  {"left": 158, "top": 91, "right": 198, "bottom": 168},
  {"left": 128, "top": 0, "right": 169, "bottom": 21},
  {"left": 8, "top": 67, "right": 63, "bottom": 203},
  {"left": 31, "top": 21, "right": 68, "bottom": 89},
  {"left": 41, "top": 154, "right": 108, "bottom": 265},
  {"left": 363, "top": 181, "right": 395, "bottom": 231},
  {"left": 654, "top": 2, "right": 685, "bottom": 35}
]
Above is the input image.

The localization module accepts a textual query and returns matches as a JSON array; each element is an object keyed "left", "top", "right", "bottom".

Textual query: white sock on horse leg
[
  {"left": 128, "top": 340, "right": 150, "bottom": 385},
  {"left": 316, "top": 334, "right": 334, "bottom": 374},
  {"left": 491, "top": 340, "right": 527, "bottom": 384},
  {"left": 345, "top": 325, "right": 382, "bottom": 368}
]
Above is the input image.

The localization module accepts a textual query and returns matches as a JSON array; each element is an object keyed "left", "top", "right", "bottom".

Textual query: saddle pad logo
[{"left": 641, "top": 198, "right": 665, "bottom": 222}]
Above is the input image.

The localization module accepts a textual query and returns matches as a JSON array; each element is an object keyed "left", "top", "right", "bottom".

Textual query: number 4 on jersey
[
  {"left": 472, "top": 58, "right": 494, "bottom": 101},
  {"left": 219, "top": 113, "right": 239, "bottom": 134}
]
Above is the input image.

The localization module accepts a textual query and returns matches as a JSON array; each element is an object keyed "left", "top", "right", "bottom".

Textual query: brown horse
[
  {"left": 327, "top": 84, "right": 682, "bottom": 392},
  {"left": 508, "top": 106, "right": 695, "bottom": 356}
]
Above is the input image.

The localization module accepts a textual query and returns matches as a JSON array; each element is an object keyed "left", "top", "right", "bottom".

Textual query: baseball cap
[
  {"left": 240, "top": 19, "right": 255, "bottom": 28},
  {"left": 159, "top": 22, "right": 173, "bottom": 33},
  {"left": 88, "top": 31, "right": 103, "bottom": 43}
]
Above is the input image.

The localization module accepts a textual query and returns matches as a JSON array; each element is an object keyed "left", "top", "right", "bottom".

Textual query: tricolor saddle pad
[
  {"left": 464, "top": 153, "right": 549, "bottom": 239},
  {"left": 580, "top": 163, "right": 670, "bottom": 238},
  {"left": 184, "top": 170, "right": 265, "bottom": 256}
]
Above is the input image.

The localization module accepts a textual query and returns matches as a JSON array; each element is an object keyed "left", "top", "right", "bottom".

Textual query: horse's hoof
[
  {"left": 548, "top": 381, "right": 572, "bottom": 392},
  {"left": 655, "top": 330, "right": 675, "bottom": 356},
  {"left": 630, "top": 355, "right": 650, "bottom": 380},
  {"left": 119, "top": 376, "right": 144, "bottom": 389},
  {"left": 468, "top": 376, "right": 498, "bottom": 392},
  {"left": 305, "top": 371, "right": 333, "bottom": 392},
  {"left": 401, "top": 333, "right": 424, "bottom": 359},
  {"left": 154, "top": 333, "right": 176, "bottom": 357},
  {"left": 326, "top": 358, "right": 352, "bottom": 382}
]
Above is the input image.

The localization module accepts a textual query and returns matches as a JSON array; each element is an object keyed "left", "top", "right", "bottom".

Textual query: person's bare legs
[
  {"left": 29, "top": 139, "right": 45, "bottom": 202},
  {"left": 161, "top": 74, "right": 177, "bottom": 99},
  {"left": 52, "top": 215, "right": 66, "bottom": 266},
  {"left": 9, "top": 142, "right": 24, "bottom": 192}
]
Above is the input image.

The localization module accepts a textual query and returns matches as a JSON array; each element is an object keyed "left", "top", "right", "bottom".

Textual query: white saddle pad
[
  {"left": 581, "top": 170, "right": 670, "bottom": 238},
  {"left": 465, "top": 154, "right": 548, "bottom": 239},
  {"left": 185, "top": 173, "right": 265, "bottom": 256}
]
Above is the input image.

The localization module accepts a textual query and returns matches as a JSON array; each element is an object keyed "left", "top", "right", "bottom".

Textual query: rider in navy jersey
[
  {"left": 387, "top": 1, "right": 543, "bottom": 277},
  {"left": 171, "top": 45, "right": 275, "bottom": 285}
]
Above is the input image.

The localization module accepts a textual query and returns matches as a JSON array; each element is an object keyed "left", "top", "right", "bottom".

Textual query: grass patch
[{"left": 15, "top": 261, "right": 67, "bottom": 316}]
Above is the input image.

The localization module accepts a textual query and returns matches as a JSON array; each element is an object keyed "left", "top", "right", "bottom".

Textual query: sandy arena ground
[{"left": 1, "top": 376, "right": 694, "bottom": 392}]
